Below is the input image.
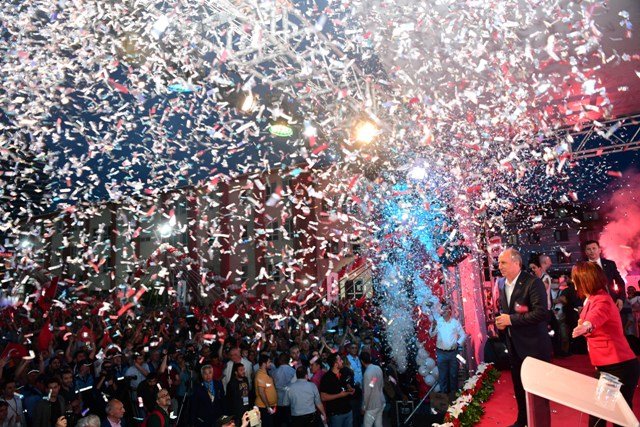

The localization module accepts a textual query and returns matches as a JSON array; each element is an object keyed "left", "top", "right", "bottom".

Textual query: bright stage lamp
[
  {"left": 408, "top": 166, "right": 427, "bottom": 180},
  {"left": 19, "top": 239, "right": 33, "bottom": 249},
  {"left": 239, "top": 92, "right": 258, "bottom": 113},
  {"left": 353, "top": 120, "right": 379, "bottom": 144},
  {"left": 158, "top": 223, "right": 173, "bottom": 238},
  {"left": 303, "top": 121, "right": 317, "bottom": 138}
]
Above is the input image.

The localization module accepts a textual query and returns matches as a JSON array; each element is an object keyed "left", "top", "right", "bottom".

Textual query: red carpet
[{"left": 478, "top": 355, "right": 640, "bottom": 426}]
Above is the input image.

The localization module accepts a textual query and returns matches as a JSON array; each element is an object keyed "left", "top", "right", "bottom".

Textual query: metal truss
[
  {"left": 197, "top": 0, "right": 379, "bottom": 123},
  {"left": 561, "top": 114, "right": 640, "bottom": 160}
]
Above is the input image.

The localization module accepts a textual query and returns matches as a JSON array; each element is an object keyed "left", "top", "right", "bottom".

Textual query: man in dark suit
[
  {"left": 101, "top": 399, "right": 127, "bottom": 427},
  {"left": 495, "top": 248, "right": 552, "bottom": 427},
  {"left": 583, "top": 240, "right": 625, "bottom": 308},
  {"left": 190, "top": 364, "right": 226, "bottom": 427}
]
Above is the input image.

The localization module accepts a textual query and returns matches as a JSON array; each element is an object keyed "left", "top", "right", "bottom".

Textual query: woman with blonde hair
[{"left": 572, "top": 261, "right": 639, "bottom": 426}]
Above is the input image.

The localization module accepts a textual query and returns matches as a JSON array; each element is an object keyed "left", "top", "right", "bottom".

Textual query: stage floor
[{"left": 478, "top": 354, "right": 640, "bottom": 426}]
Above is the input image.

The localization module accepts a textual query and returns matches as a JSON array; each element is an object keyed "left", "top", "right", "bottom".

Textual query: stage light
[
  {"left": 239, "top": 91, "right": 258, "bottom": 113},
  {"left": 158, "top": 223, "right": 173, "bottom": 238},
  {"left": 19, "top": 239, "right": 33, "bottom": 249},
  {"left": 353, "top": 120, "right": 379, "bottom": 144},
  {"left": 268, "top": 120, "right": 294, "bottom": 138},
  {"left": 303, "top": 121, "right": 317, "bottom": 138},
  {"left": 408, "top": 166, "right": 427, "bottom": 180}
]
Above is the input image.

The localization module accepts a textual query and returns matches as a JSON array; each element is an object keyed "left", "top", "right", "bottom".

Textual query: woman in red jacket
[{"left": 572, "top": 261, "right": 639, "bottom": 426}]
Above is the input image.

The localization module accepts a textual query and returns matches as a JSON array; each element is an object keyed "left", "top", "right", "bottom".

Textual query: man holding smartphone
[{"left": 320, "top": 353, "right": 354, "bottom": 427}]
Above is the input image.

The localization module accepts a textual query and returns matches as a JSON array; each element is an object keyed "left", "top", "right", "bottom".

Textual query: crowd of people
[
  {"left": 1, "top": 238, "right": 639, "bottom": 427},
  {"left": 0, "top": 288, "right": 417, "bottom": 427}
]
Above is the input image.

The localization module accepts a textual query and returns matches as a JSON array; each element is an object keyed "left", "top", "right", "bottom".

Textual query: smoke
[{"left": 600, "top": 171, "right": 640, "bottom": 278}]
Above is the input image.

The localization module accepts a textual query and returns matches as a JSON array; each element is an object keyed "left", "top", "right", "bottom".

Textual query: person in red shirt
[{"left": 572, "top": 261, "right": 640, "bottom": 427}]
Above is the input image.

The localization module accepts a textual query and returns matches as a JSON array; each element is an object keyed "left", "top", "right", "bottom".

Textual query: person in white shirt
[
  {"left": 0, "top": 379, "right": 27, "bottom": 427},
  {"left": 428, "top": 302, "right": 466, "bottom": 394},
  {"left": 360, "top": 352, "right": 385, "bottom": 427},
  {"left": 123, "top": 353, "right": 148, "bottom": 390},
  {"left": 222, "top": 348, "right": 253, "bottom": 393}
]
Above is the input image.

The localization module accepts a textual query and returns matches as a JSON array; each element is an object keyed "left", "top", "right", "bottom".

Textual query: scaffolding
[
  {"left": 147, "top": 0, "right": 382, "bottom": 129},
  {"left": 562, "top": 114, "right": 640, "bottom": 160}
]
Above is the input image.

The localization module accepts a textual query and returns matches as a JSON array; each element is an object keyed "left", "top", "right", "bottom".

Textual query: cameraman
[
  {"left": 137, "top": 373, "right": 159, "bottom": 416},
  {"left": 123, "top": 353, "right": 148, "bottom": 420},
  {"left": 95, "top": 359, "right": 129, "bottom": 418}
]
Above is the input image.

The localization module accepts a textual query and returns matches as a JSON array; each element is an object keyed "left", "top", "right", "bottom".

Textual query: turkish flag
[
  {"left": 0, "top": 342, "right": 28, "bottom": 359},
  {"left": 354, "top": 296, "right": 367, "bottom": 308},
  {"left": 77, "top": 326, "right": 94, "bottom": 343},
  {"left": 38, "top": 319, "right": 54, "bottom": 351},
  {"left": 37, "top": 277, "right": 59, "bottom": 312},
  {"left": 99, "top": 331, "right": 113, "bottom": 348}
]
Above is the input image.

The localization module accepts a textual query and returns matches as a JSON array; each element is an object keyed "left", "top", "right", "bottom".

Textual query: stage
[{"left": 478, "top": 354, "right": 640, "bottom": 426}]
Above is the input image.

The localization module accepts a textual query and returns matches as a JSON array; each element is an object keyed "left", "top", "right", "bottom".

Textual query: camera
[{"left": 64, "top": 409, "right": 76, "bottom": 426}]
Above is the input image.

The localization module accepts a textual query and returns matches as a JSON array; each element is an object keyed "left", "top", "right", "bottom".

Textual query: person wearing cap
[
  {"left": 285, "top": 366, "right": 326, "bottom": 427},
  {"left": 428, "top": 301, "right": 466, "bottom": 396},
  {"left": 75, "top": 360, "right": 95, "bottom": 393},
  {"left": 105, "top": 350, "right": 126, "bottom": 379},
  {"left": 217, "top": 410, "right": 253, "bottom": 427}
]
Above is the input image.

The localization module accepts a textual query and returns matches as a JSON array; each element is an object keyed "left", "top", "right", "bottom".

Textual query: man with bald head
[{"left": 495, "top": 248, "right": 552, "bottom": 427}]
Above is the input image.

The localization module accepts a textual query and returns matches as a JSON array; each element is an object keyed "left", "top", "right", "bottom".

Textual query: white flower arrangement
[{"left": 431, "top": 363, "right": 496, "bottom": 427}]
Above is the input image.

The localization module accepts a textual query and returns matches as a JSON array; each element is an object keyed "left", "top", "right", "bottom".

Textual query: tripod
[
  {"left": 402, "top": 382, "right": 437, "bottom": 426},
  {"left": 175, "top": 362, "right": 196, "bottom": 426}
]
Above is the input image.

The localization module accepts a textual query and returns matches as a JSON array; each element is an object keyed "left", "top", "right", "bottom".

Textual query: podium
[{"left": 521, "top": 357, "right": 640, "bottom": 427}]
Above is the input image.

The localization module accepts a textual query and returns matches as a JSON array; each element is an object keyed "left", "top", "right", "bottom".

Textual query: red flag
[
  {"left": 100, "top": 331, "right": 113, "bottom": 349},
  {"left": 0, "top": 342, "right": 28, "bottom": 359},
  {"left": 38, "top": 320, "right": 54, "bottom": 351},
  {"left": 37, "top": 277, "right": 59, "bottom": 312},
  {"left": 354, "top": 296, "right": 367, "bottom": 308},
  {"left": 77, "top": 326, "right": 94, "bottom": 343}
]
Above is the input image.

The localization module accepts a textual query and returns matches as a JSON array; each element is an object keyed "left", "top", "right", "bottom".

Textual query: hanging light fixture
[
  {"left": 268, "top": 119, "right": 294, "bottom": 137},
  {"left": 352, "top": 119, "right": 380, "bottom": 144},
  {"left": 238, "top": 91, "right": 259, "bottom": 113}
]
